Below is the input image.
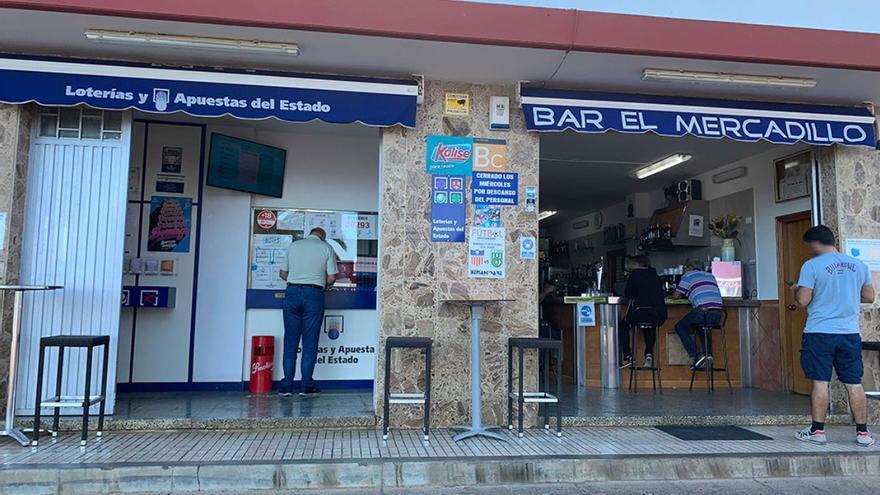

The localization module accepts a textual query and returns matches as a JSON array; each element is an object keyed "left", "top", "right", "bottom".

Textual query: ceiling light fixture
[
  {"left": 84, "top": 30, "right": 300, "bottom": 56},
  {"left": 632, "top": 154, "right": 692, "bottom": 180},
  {"left": 538, "top": 210, "right": 558, "bottom": 221},
  {"left": 642, "top": 68, "right": 816, "bottom": 88}
]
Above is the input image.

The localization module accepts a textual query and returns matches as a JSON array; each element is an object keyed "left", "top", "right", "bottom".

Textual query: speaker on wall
[{"left": 676, "top": 179, "right": 702, "bottom": 202}]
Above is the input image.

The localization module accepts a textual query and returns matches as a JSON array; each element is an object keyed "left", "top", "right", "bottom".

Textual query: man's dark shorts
[{"left": 800, "top": 332, "right": 863, "bottom": 384}]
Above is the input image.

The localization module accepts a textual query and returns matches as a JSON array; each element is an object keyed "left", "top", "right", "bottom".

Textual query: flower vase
[{"left": 721, "top": 238, "right": 736, "bottom": 261}]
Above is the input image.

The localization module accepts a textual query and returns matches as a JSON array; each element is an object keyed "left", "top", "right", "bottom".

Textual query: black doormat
[{"left": 655, "top": 425, "right": 773, "bottom": 441}]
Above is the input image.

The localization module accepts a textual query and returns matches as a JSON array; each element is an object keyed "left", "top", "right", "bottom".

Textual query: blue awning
[
  {"left": 521, "top": 87, "right": 876, "bottom": 147},
  {"left": 0, "top": 55, "right": 418, "bottom": 128}
]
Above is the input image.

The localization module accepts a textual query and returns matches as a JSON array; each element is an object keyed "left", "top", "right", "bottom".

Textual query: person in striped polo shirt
[{"left": 671, "top": 263, "right": 723, "bottom": 369}]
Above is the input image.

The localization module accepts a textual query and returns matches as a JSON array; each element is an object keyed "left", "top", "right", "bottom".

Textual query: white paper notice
[
  {"left": 251, "top": 234, "right": 293, "bottom": 289},
  {"left": 845, "top": 238, "right": 880, "bottom": 272},
  {"left": 468, "top": 227, "right": 506, "bottom": 278},
  {"left": 276, "top": 210, "right": 305, "bottom": 231}
]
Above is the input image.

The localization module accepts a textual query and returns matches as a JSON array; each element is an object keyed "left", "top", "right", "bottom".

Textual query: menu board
[{"left": 249, "top": 208, "right": 379, "bottom": 290}]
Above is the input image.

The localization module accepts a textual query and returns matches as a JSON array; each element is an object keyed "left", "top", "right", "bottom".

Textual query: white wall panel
[{"left": 15, "top": 113, "right": 132, "bottom": 414}]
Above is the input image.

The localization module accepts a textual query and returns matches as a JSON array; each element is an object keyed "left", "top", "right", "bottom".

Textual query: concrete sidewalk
[{"left": 0, "top": 425, "right": 877, "bottom": 494}]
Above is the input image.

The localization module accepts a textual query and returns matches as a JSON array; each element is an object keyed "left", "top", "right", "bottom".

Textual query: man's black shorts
[{"left": 800, "top": 332, "right": 863, "bottom": 384}]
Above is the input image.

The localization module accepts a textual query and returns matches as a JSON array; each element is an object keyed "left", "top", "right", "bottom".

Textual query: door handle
[{"left": 787, "top": 304, "right": 797, "bottom": 311}]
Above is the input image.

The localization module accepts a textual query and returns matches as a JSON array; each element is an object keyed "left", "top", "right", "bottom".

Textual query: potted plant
[{"left": 709, "top": 214, "right": 743, "bottom": 261}]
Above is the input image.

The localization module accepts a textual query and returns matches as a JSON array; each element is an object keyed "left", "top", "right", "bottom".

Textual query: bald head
[{"left": 309, "top": 227, "right": 327, "bottom": 241}]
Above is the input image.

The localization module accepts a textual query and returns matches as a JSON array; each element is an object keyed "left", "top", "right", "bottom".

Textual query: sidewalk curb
[{"left": 3, "top": 451, "right": 879, "bottom": 494}]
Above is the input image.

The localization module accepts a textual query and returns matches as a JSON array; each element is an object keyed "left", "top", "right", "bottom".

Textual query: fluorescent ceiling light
[
  {"left": 632, "top": 154, "right": 692, "bottom": 180},
  {"left": 538, "top": 210, "right": 558, "bottom": 221},
  {"left": 642, "top": 68, "right": 816, "bottom": 88},
  {"left": 84, "top": 30, "right": 299, "bottom": 56}
]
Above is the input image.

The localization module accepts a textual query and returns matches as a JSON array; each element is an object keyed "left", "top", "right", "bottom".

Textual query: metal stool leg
[
  {"left": 424, "top": 345, "right": 432, "bottom": 441},
  {"left": 655, "top": 327, "right": 663, "bottom": 393},
  {"left": 97, "top": 343, "right": 109, "bottom": 436},
  {"left": 542, "top": 348, "right": 550, "bottom": 429},
  {"left": 720, "top": 326, "right": 733, "bottom": 393},
  {"left": 517, "top": 346, "right": 524, "bottom": 438},
  {"left": 32, "top": 343, "right": 46, "bottom": 446},
  {"left": 382, "top": 344, "right": 391, "bottom": 440},
  {"left": 507, "top": 343, "right": 514, "bottom": 429},
  {"left": 649, "top": 327, "right": 657, "bottom": 391},
  {"left": 52, "top": 346, "right": 64, "bottom": 437},
  {"left": 555, "top": 345, "right": 562, "bottom": 437},
  {"left": 81, "top": 347, "right": 93, "bottom": 446},
  {"left": 628, "top": 326, "right": 636, "bottom": 392},
  {"left": 703, "top": 327, "right": 712, "bottom": 393}
]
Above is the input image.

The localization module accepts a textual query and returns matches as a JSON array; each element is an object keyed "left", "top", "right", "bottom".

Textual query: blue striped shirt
[{"left": 676, "top": 270, "right": 723, "bottom": 310}]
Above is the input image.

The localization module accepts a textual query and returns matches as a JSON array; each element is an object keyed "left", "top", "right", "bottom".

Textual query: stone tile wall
[
  {"left": 817, "top": 145, "right": 880, "bottom": 421},
  {"left": 0, "top": 103, "right": 33, "bottom": 415},
  {"left": 377, "top": 81, "right": 540, "bottom": 427}
]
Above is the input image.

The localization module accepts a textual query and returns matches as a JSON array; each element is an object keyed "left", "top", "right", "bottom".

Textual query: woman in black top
[{"left": 619, "top": 255, "right": 668, "bottom": 369}]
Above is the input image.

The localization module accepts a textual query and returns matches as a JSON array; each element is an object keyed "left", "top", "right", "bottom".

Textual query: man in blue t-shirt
[{"left": 792, "top": 225, "right": 875, "bottom": 447}]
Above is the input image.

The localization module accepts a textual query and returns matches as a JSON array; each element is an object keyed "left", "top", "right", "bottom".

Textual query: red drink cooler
[{"left": 250, "top": 336, "right": 275, "bottom": 394}]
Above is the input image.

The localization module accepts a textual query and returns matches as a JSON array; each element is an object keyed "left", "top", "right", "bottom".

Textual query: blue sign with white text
[
  {"left": 0, "top": 56, "right": 418, "bottom": 128},
  {"left": 521, "top": 87, "right": 876, "bottom": 148},
  {"left": 431, "top": 175, "right": 466, "bottom": 242},
  {"left": 472, "top": 172, "right": 518, "bottom": 206}
]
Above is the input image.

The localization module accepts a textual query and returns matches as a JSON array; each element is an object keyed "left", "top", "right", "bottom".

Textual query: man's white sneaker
[
  {"left": 643, "top": 354, "right": 654, "bottom": 369},
  {"left": 795, "top": 427, "right": 827, "bottom": 445},
  {"left": 856, "top": 431, "right": 875, "bottom": 447}
]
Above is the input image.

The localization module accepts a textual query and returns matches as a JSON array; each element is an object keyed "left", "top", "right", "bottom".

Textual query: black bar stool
[
  {"left": 507, "top": 337, "right": 562, "bottom": 438},
  {"left": 626, "top": 307, "right": 663, "bottom": 393},
  {"left": 32, "top": 335, "right": 110, "bottom": 446},
  {"left": 382, "top": 336, "right": 432, "bottom": 441},
  {"left": 688, "top": 309, "right": 733, "bottom": 393}
]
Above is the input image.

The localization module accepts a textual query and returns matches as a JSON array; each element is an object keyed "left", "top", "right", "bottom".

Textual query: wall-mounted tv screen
[{"left": 207, "top": 133, "right": 287, "bottom": 198}]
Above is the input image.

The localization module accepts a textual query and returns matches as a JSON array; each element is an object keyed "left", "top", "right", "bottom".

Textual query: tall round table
[
  {"left": 0, "top": 285, "right": 63, "bottom": 446},
  {"left": 441, "top": 298, "right": 513, "bottom": 442}
]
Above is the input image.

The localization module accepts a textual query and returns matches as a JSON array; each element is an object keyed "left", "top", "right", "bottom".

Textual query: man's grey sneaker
[
  {"left": 691, "top": 354, "right": 708, "bottom": 370},
  {"left": 795, "top": 426, "right": 827, "bottom": 445},
  {"left": 620, "top": 356, "right": 633, "bottom": 369},
  {"left": 856, "top": 431, "right": 875, "bottom": 447},
  {"left": 644, "top": 354, "right": 654, "bottom": 369},
  {"left": 278, "top": 390, "right": 294, "bottom": 398}
]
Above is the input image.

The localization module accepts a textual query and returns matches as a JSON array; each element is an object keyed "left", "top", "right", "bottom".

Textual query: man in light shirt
[
  {"left": 791, "top": 225, "right": 874, "bottom": 447},
  {"left": 278, "top": 227, "right": 338, "bottom": 398}
]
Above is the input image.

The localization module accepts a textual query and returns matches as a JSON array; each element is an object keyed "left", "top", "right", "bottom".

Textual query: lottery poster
[{"left": 147, "top": 196, "right": 192, "bottom": 252}]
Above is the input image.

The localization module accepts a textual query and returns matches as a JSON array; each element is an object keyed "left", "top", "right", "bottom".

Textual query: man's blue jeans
[
  {"left": 281, "top": 285, "right": 325, "bottom": 390},
  {"left": 674, "top": 309, "right": 721, "bottom": 358}
]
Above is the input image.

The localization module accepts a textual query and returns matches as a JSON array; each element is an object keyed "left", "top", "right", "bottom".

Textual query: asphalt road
[{"left": 135, "top": 476, "right": 880, "bottom": 495}]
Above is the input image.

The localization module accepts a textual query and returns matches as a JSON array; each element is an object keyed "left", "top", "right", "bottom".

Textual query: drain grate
[{"left": 655, "top": 425, "right": 773, "bottom": 441}]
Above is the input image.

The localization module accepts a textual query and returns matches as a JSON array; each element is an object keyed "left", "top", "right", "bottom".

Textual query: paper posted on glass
[
  {"left": 251, "top": 234, "right": 293, "bottom": 289},
  {"left": 576, "top": 301, "right": 596, "bottom": 327}
]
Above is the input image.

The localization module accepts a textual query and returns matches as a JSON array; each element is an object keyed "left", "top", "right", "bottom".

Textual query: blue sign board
[
  {"left": 521, "top": 87, "right": 876, "bottom": 148},
  {"left": 472, "top": 171, "right": 518, "bottom": 206},
  {"left": 431, "top": 175, "right": 466, "bottom": 242},
  {"left": 425, "top": 136, "right": 473, "bottom": 175},
  {"left": 122, "top": 286, "right": 176, "bottom": 308},
  {"left": 0, "top": 55, "right": 418, "bottom": 128}
]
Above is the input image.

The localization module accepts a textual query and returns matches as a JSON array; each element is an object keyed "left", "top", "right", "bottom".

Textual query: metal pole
[
  {"left": 573, "top": 305, "right": 585, "bottom": 388},
  {"left": 1, "top": 290, "right": 29, "bottom": 446},
  {"left": 599, "top": 303, "right": 621, "bottom": 389},
  {"left": 470, "top": 304, "right": 482, "bottom": 431}
]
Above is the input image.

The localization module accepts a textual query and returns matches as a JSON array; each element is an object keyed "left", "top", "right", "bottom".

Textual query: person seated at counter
[
  {"left": 619, "top": 255, "right": 667, "bottom": 369},
  {"left": 671, "top": 263, "right": 723, "bottom": 370}
]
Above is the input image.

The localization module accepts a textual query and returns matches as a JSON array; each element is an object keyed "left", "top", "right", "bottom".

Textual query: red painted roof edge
[{"left": 3, "top": 0, "right": 880, "bottom": 71}]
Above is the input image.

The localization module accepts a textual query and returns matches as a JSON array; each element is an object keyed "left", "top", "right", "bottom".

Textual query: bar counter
[{"left": 555, "top": 296, "right": 759, "bottom": 389}]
